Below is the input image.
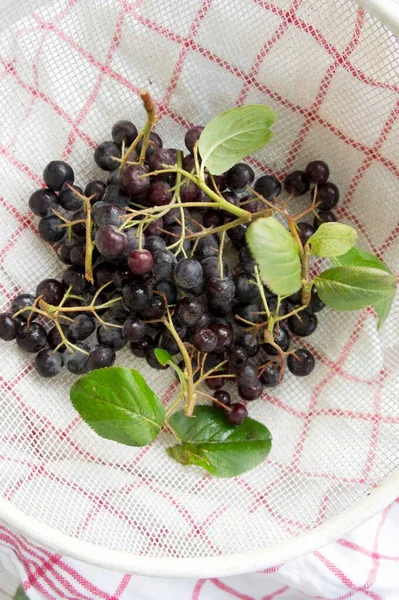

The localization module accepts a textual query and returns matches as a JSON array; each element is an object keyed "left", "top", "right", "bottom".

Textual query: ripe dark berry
[
  {"left": 87, "top": 345, "right": 116, "bottom": 370},
  {"left": 149, "top": 148, "right": 177, "bottom": 172},
  {"left": 254, "top": 175, "right": 281, "bottom": 199},
  {"left": 65, "top": 343, "right": 90, "bottom": 374},
  {"left": 239, "top": 246, "right": 256, "bottom": 274},
  {"left": 174, "top": 297, "right": 204, "bottom": 327},
  {"left": 145, "top": 235, "right": 166, "bottom": 254},
  {"left": 203, "top": 209, "right": 224, "bottom": 228},
  {"left": 296, "top": 221, "right": 315, "bottom": 246},
  {"left": 227, "top": 222, "right": 248, "bottom": 249},
  {"left": 228, "top": 345, "right": 249, "bottom": 370},
  {"left": 120, "top": 164, "right": 150, "bottom": 197},
  {"left": 264, "top": 327, "right": 290, "bottom": 355},
  {"left": 209, "top": 322, "right": 233, "bottom": 354},
  {"left": 11, "top": 294, "right": 37, "bottom": 322},
  {"left": 94, "top": 141, "right": 121, "bottom": 171},
  {"left": 305, "top": 160, "right": 330, "bottom": 184},
  {"left": 29, "top": 188, "right": 58, "bottom": 217},
  {"left": 236, "top": 362, "right": 258, "bottom": 387},
  {"left": 288, "top": 311, "right": 318, "bottom": 337},
  {"left": 147, "top": 181, "right": 173, "bottom": 206},
  {"left": 236, "top": 332, "right": 260, "bottom": 357},
  {"left": 180, "top": 179, "right": 199, "bottom": 203},
  {"left": 287, "top": 348, "right": 315, "bottom": 376},
  {"left": 142, "top": 295, "right": 166, "bottom": 320},
  {"left": 92, "top": 203, "right": 125, "bottom": 228},
  {"left": 207, "top": 277, "right": 235, "bottom": 304},
  {"left": 284, "top": 170, "right": 310, "bottom": 196},
  {"left": 154, "top": 280, "right": 177, "bottom": 304},
  {"left": 62, "top": 266, "right": 91, "bottom": 295},
  {"left": 239, "top": 379, "right": 263, "bottom": 400},
  {"left": 153, "top": 249, "right": 177, "bottom": 282},
  {"left": 95, "top": 226, "right": 127, "bottom": 260},
  {"left": 93, "top": 262, "right": 116, "bottom": 292},
  {"left": 225, "top": 163, "right": 255, "bottom": 192},
  {"left": 43, "top": 160, "right": 74, "bottom": 191},
  {"left": 233, "top": 273, "right": 260, "bottom": 304},
  {"left": 184, "top": 126, "right": 204, "bottom": 153},
  {"left": 213, "top": 390, "right": 231, "bottom": 409},
  {"left": 36, "top": 279, "right": 65, "bottom": 305},
  {"left": 47, "top": 324, "right": 69, "bottom": 349},
  {"left": 38, "top": 215, "right": 65, "bottom": 243},
  {"left": 16, "top": 323, "right": 47, "bottom": 353},
  {"left": 68, "top": 314, "right": 96, "bottom": 342},
  {"left": 85, "top": 180, "right": 106, "bottom": 203},
  {"left": 227, "top": 403, "right": 248, "bottom": 426},
  {"left": 97, "top": 320, "right": 126, "bottom": 350},
  {"left": 315, "top": 182, "right": 340, "bottom": 210},
  {"left": 201, "top": 256, "right": 228, "bottom": 281},
  {"left": 59, "top": 185, "right": 84, "bottom": 211},
  {"left": 112, "top": 120, "right": 138, "bottom": 146},
  {"left": 130, "top": 335, "right": 154, "bottom": 358},
  {"left": 260, "top": 362, "right": 282, "bottom": 387},
  {"left": 174, "top": 259, "right": 203, "bottom": 290},
  {"left": 122, "top": 281, "right": 153, "bottom": 311},
  {"left": 234, "top": 303, "right": 261, "bottom": 326},
  {"left": 123, "top": 318, "right": 145, "bottom": 343},
  {"left": 194, "top": 235, "right": 219, "bottom": 260},
  {"left": 240, "top": 195, "right": 263, "bottom": 213},
  {"left": 192, "top": 327, "right": 218, "bottom": 353},
  {"left": 128, "top": 249, "right": 153, "bottom": 275},
  {"left": 0, "top": 313, "right": 22, "bottom": 341},
  {"left": 310, "top": 286, "right": 325, "bottom": 313},
  {"left": 314, "top": 210, "right": 337, "bottom": 229},
  {"left": 35, "top": 349, "right": 64, "bottom": 378},
  {"left": 101, "top": 184, "right": 129, "bottom": 208},
  {"left": 206, "top": 376, "right": 225, "bottom": 390}
]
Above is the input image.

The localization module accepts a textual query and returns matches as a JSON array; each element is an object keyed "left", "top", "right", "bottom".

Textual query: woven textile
[{"left": 0, "top": 0, "right": 398, "bottom": 565}]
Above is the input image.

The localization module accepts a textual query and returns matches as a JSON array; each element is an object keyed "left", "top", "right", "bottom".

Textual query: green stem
[
  {"left": 162, "top": 308, "right": 196, "bottom": 417},
  {"left": 147, "top": 166, "right": 251, "bottom": 219},
  {"left": 218, "top": 230, "right": 226, "bottom": 278},
  {"left": 254, "top": 266, "right": 271, "bottom": 319}
]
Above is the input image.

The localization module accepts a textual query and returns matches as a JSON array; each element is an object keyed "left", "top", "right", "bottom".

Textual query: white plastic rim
[
  {"left": 359, "top": 0, "right": 399, "bottom": 36},
  {"left": 0, "top": 469, "right": 398, "bottom": 578},
  {"left": 0, "top": 0, "right": 398, "bottom": 577}
]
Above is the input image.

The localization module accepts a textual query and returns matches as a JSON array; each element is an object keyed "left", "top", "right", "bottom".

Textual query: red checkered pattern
[
  {"left": 1, "top": 497, "right": 399, "bottom": 598},
  {"left": 0, "top": 0, "right": 398, "bottom": 572}
]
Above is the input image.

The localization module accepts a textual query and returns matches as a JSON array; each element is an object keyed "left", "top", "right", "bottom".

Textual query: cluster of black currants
[{"left": 0, "top": 115, "right": 340, "bottom": 426}]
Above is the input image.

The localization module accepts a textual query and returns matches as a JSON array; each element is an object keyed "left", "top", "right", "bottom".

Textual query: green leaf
[
  {"left": 154, "top": 347, "right": 174, "bottom": 366},
  {"left": 308, "top": 223, "right": 357, "bottom": 257},
  {"left": 154, "top": 347, "right": 186, "bottom": 390},
  {"left": 315, "top": 266, "right": 397, "bottom": 312},
  {"left": 332, "top": 248, "right": 396, "bottom": 327},
  {"left": 70, "top": 367, "right": 165, "bottom": 447},
  {"left": 198, "top": 105, "right": 276, "bottom": 176},
  {"left": 246, "top": 217, "right": 301, "bottom": 295},
  {"left": 332, "top": 247, "right": 391, "bottom": 273},
  {"left": 374, "top": 295, "right": 396, "bottom": 329},
  {"left": 167, "top": 406, "right": 272, "bottom": 477}
]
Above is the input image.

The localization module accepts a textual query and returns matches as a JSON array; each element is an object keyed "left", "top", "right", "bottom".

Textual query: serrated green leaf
[
  {"left": 70, "top": 367, "right": 165, "bottom": 446},
  {"left": 308, "top": 223, "right": 357, "bottom": 257},
  {"left": 332, "top": 248, "right": 396, "bottom": 327},
  {"left": 315, "top": 266, "right": 397, "bottom": 312},
  {"left": 198, "top": 105, "right": 276, "bottom": 176},
  {"left": 167, "top": 406, "right": 272, "bottom": 477},
  {"left": 332, "top": 247, "right": 391, "bottom": 273},
  {"left": 246, "top": 217, "right": 301, "bottom": 295},
  {"left": 374, "top": 295, "right": 396, "bottom": 329}
]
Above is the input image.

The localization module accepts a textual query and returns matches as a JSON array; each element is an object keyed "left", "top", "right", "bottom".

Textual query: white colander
[{"left": 0, "top": 0, "right": 398, "bottom": 578}]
